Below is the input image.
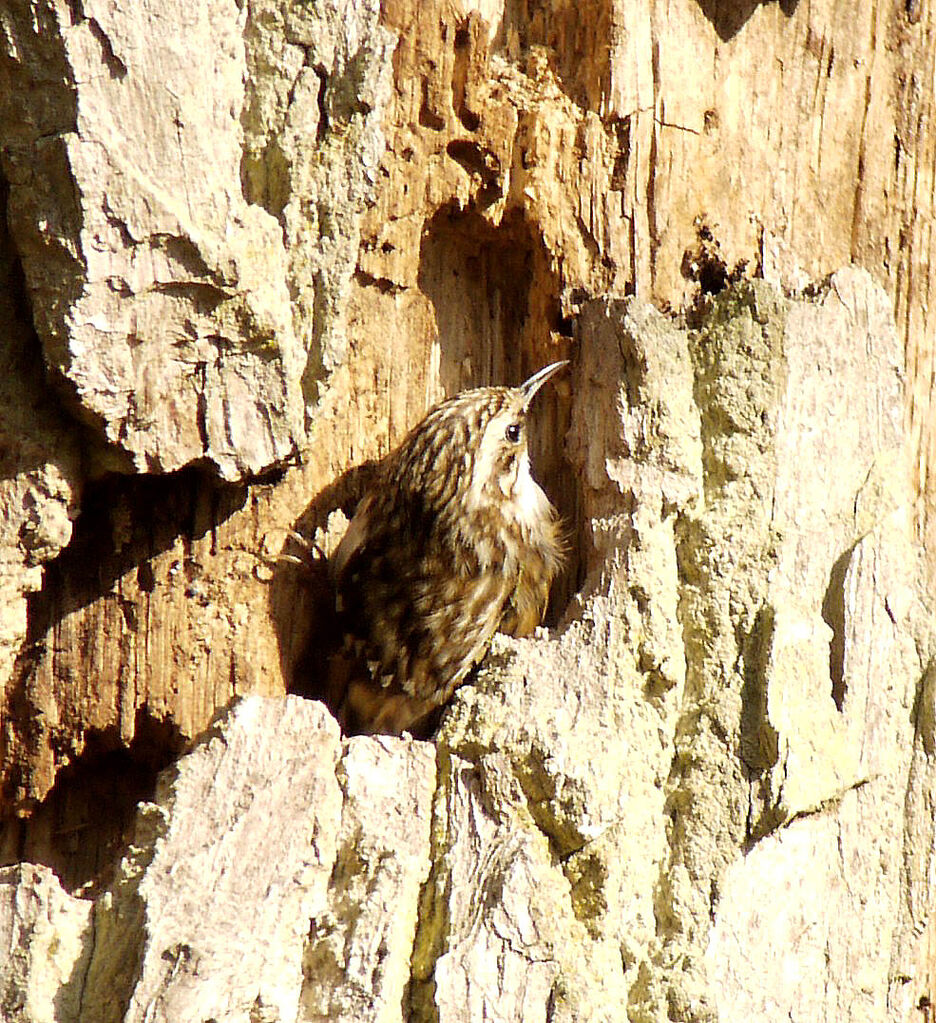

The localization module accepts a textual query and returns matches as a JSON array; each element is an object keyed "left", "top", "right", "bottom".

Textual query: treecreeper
[{"left": 328, "top": 361, "right": 568, "bottom": 735}]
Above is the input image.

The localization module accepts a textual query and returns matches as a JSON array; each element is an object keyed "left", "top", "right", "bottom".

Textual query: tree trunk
[{"left": 0, "top": 0, "right": 933, "bottom": 1020}]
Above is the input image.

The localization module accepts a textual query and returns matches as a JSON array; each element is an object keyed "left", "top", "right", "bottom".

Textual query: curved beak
[{"left": 520, "top": 360, "right": 569, "bottom": 409}]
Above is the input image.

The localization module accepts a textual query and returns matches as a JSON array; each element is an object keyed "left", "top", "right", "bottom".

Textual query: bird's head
[
  {"left": 459, "top": 361, "right": 567, "bottom": 525},
  {"left": 385, "top": 361, "right": 568, "bottom": 534}
]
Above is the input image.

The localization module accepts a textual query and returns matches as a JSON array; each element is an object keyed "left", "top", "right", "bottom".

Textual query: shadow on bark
[
  {"left": 694, "top": 0, "right": 799, "bottom": 41},
  {"left": 0, "top": 467, "right": 251, "bottom": 814},
  {"left": 0, "top": 705, "right": 183, "bottom": 894},
  {"left": 271, "top": 461, "right": 378, "bottom": 720}
]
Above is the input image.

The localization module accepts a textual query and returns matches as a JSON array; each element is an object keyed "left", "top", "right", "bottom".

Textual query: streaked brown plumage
[{"left": 329, "top": 361, "right": 567, "bottom": 735}]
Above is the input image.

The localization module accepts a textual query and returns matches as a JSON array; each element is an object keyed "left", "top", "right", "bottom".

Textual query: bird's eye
[{"left": 505, "top": 423, "right": 522, "bottom": 443}]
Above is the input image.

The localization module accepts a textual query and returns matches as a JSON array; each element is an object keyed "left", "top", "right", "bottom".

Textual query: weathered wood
[{"left": 0, "top": 1, "right": 934, "bottom": 1019}]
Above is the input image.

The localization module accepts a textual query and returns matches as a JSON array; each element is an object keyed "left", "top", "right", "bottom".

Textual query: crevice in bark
[
  {"left": 1, "top": 467, "right": 250, "bottom": 811},
  {"left": 0, "top": 168, "right": 111, "bottom": 478},
  {"left": 406, "top": 743, "right": 453, "bottom": 1023},
  {"left": 739, "top": 604, "right": 780, "bottom": 776},
  {"left": 452, "top": 17, "right": 483, "bottom": 132},
  {"left": 682, "top": 222, "right": 752, "bottom": 325},
  {"left": 417, "top": 201, "right": 582, "bottom": 620},
  {"left": 0, "top": 705, "right": 182, "bottom": 894},
  {"left": 277, "top": 461, "right": 378, "bottom": 713},
  {"left": 822, "top": 543, "right": 856, "bottom": 712}
]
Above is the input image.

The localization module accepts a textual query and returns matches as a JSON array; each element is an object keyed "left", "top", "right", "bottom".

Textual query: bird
[{"left": 328, "top": 361, "right": 568, "bottom": 735}]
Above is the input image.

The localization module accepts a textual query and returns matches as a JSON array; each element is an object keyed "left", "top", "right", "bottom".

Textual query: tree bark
[{"left": 0, "top": 0, "right": 933, "bottom": 1020}]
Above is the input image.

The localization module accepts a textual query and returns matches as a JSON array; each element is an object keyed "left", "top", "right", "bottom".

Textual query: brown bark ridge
[{"left": 0, "top": 0, "right": 934, "bottom": 1020}]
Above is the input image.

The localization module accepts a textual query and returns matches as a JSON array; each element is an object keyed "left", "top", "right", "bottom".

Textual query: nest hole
[{"left": 417, "top": 201, "right": 584, "bottom": 621}]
